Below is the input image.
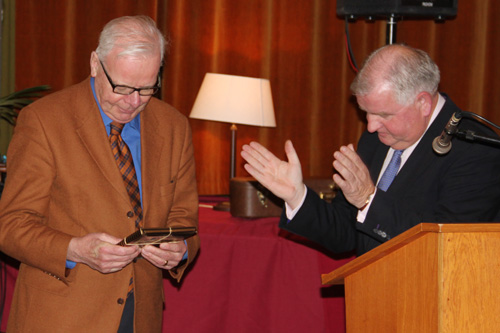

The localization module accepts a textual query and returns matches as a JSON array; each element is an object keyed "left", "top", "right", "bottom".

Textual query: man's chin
[
  {"left": 378, "top": 136, "right": 405, "bottom": 149},
  {"left": 115, "top": 110, "right": 141, "bottom": 123},
  {"left": 378, "top": 133, "right": 392, "bottom": 145}
]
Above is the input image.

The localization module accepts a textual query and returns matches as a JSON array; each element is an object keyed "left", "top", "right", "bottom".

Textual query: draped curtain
[
  {"left": 13, "top": 0, "right": 500, "bottom": 195},
  {"left": 0, "top": 0, "right": 16, "bottom": 157}
]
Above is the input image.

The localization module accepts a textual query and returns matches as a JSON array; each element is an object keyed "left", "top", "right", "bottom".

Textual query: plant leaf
[{"left": 0, "top": 85, "right": 51, "bottom": 125}]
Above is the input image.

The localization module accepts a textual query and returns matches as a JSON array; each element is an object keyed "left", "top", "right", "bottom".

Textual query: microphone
[{"left": 432, "top": 111, "right": 462, "bottom": 155}]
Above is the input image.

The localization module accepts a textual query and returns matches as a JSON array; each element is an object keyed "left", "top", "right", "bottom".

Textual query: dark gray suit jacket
[{"left": 280, "top": 95, "right": 500, "bottom": 256}]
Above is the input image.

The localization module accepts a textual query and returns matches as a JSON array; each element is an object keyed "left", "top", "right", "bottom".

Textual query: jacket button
[
  {"left": 117, "top": 298, "right": 125, "bottom": 305},
  {"left": 127, "top": 211, "right": 134, "bottom": 218}
]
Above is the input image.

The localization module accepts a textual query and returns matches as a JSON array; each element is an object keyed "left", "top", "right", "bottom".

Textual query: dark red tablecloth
[
  {"left": 0, "top": 197, "right": 353, "bottom": 332},
  {"left": 162, "top": 197, "right": 352, "bottom": 332}
]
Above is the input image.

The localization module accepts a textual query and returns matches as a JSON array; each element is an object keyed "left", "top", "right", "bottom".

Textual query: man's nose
[
  {"left": 126, "top": 91, "right": 142, "bottom": 108},
  {"left": 366, "top": 114, "right": 381, "bottom": 133}
]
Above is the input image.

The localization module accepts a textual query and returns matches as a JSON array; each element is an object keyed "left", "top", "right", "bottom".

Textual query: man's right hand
[
  {"left": 67, "top": 233, "right": 141, "bottom": 273},
  {"left": 241, "top": 140, "right": 305, "bottom": 209}
]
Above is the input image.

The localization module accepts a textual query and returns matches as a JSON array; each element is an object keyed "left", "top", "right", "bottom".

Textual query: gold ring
[{"left": 163, "top": 260, "right": 168, "bottom": 266}]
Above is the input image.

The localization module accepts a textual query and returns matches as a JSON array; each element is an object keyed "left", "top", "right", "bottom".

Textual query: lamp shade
[{"left": 189, "top": 73, "right": 276, "bottom": 127}]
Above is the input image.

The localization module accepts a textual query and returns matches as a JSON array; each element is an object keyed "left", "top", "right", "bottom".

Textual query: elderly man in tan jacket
[{"left": 0, "top": 15, "right": 199, "bottom": 332}]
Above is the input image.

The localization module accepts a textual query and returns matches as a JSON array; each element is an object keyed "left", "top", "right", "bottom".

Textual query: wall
[{"left": 14, "top": 1, "right": 500, "bottom": 194}]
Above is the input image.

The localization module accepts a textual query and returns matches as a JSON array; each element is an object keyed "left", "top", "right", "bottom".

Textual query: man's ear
[
  {"left": 90, "top": 52, "right": 99, "bottom": 77},
  {"left": 415, "top": 92, "right": 433, "bottom": 117}
]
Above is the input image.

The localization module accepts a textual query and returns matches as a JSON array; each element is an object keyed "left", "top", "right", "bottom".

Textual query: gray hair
[
  {"left": 95, "top": 15, "right": 169, "bottom": 63},
  {"left": 350, "top": 44, "right": 440, "bottom": 105}
]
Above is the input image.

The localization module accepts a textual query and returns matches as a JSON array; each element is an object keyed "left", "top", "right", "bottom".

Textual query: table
[{"left": 0, "top": 197, "right": 353, "bottom": 332}]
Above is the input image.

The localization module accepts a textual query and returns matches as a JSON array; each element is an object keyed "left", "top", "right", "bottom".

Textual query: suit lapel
[
  {"left": 74, "top": 82, "right": 131, "bottom": 205},
  {"left": 369, "top": 144, "right": 390, "bottom": 184},
  {"left": 140, "top": 107, "right": 164, "bottom": 219}
]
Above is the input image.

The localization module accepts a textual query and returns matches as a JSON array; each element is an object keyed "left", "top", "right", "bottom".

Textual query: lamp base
[{"left": 213, "top": 201, "right": 231, "bottom": 212}]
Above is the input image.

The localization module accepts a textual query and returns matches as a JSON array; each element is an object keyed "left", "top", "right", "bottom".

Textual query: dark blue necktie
[{"left": 377, "top": 149, "right": 404, "bottom": 192}]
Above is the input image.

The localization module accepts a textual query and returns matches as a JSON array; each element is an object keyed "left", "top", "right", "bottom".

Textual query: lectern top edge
[{"left": 321, "top": 222, "right": 500, "bottom": 285}]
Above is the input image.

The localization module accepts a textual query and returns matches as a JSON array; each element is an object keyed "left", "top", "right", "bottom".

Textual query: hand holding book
[{"left": 117, "top": 227, "right": 197, "bottom": 246}]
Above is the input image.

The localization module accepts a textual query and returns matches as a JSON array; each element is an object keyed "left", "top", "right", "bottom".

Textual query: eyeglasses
[{"left": 99, "top": 60, "right": 161, "bottom": 96}]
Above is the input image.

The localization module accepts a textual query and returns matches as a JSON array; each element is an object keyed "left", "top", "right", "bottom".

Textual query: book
[{"left": 118, "top": 227, "right": 197, "bottom": 246}]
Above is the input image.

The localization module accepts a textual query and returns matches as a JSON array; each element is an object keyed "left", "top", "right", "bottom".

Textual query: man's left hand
[
  {"left": 141, "top": 241, "right": 187, "bottom": 270},
  {"left": 332, "top": 144, "right": 375, "bottom": 208}
]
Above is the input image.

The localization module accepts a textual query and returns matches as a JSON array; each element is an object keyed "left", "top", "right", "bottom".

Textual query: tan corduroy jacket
[{"left": 0, "top": 77, "right": 200, "bottom": 332}]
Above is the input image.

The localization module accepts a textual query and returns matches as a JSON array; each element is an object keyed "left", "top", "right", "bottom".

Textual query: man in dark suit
[
  {"left": 0, "top": 16, "right": 199, "bottom": 332},
  {"left": 241, "top": 44, "right": 500, "bottom": 256}
]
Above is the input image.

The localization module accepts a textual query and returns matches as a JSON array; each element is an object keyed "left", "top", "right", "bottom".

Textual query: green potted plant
[{"left": 0, "top": 85, "right": 50, "bottom": 125}]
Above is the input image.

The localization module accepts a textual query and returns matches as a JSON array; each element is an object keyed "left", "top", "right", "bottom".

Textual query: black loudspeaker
[{"left": 337, "top": 0, "right": 458, "bottom": 20}]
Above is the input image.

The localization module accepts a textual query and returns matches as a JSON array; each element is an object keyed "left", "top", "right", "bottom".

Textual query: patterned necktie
[
  {"left": 377, "top": 149, "right": 404, "bottom": 192},
  {"left": 109, "top": 122, "right": 143, "bottom": 303},
  {"left": 109, "top": 122, "right": 143, "bottom": 228}
]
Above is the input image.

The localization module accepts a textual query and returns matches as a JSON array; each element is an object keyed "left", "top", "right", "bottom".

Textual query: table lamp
[{"left": 189, "top": 72, "right": 276, "bottom": 210}]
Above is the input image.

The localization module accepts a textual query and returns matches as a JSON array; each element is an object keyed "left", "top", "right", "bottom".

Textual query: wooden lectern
[{"left": 321, "top": 223, "right": 500, "bottom": 332}]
